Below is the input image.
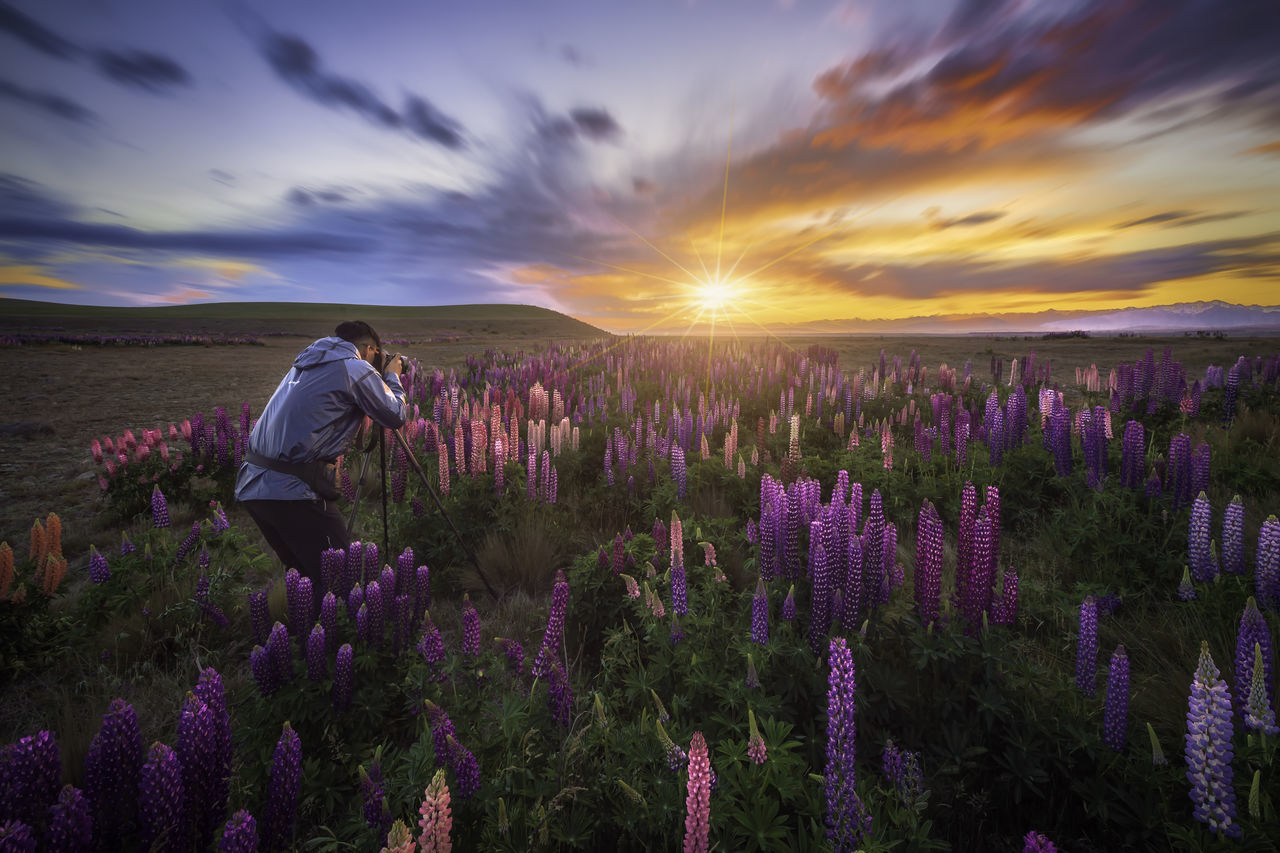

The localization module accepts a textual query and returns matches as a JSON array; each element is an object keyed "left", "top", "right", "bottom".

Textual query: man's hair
[{"left": 334, "top": 320, "right": 381, "bottom": 351}]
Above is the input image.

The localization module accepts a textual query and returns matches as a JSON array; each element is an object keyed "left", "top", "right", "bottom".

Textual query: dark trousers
[{"left": 242, "top": 499, "right": 349, "bottom": 606}]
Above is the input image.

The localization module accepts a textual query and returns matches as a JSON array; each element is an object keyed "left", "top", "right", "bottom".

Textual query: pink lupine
[
  {"left": 683, "top": 732, "right": 711, "bottom": 853},
  {"left": 417, "top": 768, "right": 453, "bottom": 853}
]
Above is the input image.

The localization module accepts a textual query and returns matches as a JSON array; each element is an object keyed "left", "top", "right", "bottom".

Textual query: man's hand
[{"left": 384, "top": 353, "right": 404, "bottom": 376}]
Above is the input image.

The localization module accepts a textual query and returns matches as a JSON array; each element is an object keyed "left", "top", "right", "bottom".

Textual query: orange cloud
[{"left": 0, "top": 264, "right": 82, "bottom": 290}]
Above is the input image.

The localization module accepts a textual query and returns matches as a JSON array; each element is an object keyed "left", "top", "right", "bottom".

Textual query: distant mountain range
[{"left": 746, "top": 301, "right": 1280, "bottom": 336}]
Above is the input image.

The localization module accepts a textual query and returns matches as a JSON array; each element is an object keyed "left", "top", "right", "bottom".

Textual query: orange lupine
[
  {"left": 41, "top": 554, "right": 67, "bottom": 597},
  {"left": 0, "top": 542, "right": 13, "bottom": 599},
  {"left": 45, "top": 512, "right": 63, "bottom": 559},
  {"left": 30, "top": 519, "right": 47, "bottom": 569}
]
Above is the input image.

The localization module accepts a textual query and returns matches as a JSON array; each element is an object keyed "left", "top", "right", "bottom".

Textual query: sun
[{"left": 695, "top": 277, "right": 736, "bottom": 311}]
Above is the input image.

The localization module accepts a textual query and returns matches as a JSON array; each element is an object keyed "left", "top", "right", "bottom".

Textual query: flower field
[{"left": 2, "top": 333, "right": 1279, "bottom": 851}]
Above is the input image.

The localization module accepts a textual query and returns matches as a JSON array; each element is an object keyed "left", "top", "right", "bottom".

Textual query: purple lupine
[
  {"left": 1188, "top": 492, "right": 1218, "bottom": 583},
  {"left": 88, "top": 545, "right": 110, "bottom": 584},
  {"left": 1178, "top": 566, "right": 1197, "bottom": 601},
  {"left": 1221, "top": 496, "right": 1245, "bottom": 575},
  {"left": 1185, "top": 642, "right": 1240, "bottom": 838},
  {"left": 612, "top": 533, "right": 625, "bottom": 575},
  {"left": 307, "top": 624, "right": 327, "bottom": 681},
  {"left": 347, "top": 582, "right": 365, "bottom": 622},
  {"left": 1191, "top": 443, "right": 1211, "bottom": 500},
  {"left": 670, "top": 611, "right": 684, "bottom": 644},
  {"left": 266, "top": 622, "right": 293, "bottom": 686},
  {"left": 151, "top": 486, "right": 170, "bottom": 527},
  {"left": 320, "top": 592, "right": 338, "bottom": 654},
  {"left": 532, "top": 577, "right": 569, "bottom": 678},
  {"left": 446, "top": 735, "right": 481, "bottom": 800},
  {"left": 414, "top": 564, "right": 432, "bottom": 621},
  {"left": 345, "top": 541, "right": 363, "bottom": 594},
  {"left": 173, "top": 520, "right": 201, "bottom": 565},
  {"left": 809, "top": 540, "right": 832, "bottom": 655},
  {"left": 425, "top": 701, "right": 456, "bottom": 769},
  {"left": 362, "top": 541, "right": 380, "bottom": 586},
  {"left": 139, "top": 742, "right": 186, "bottom": 853},
  {"left": 1168, "top": 433, "right": 1192, "bottom": 509},
  {"left": 250, "top": 588, "right": 270, "bottom": 647},
  {"left": 1120, "top": 421, "right": 1144, "bottom": 489},
  {"left": 218, "top": 810, "right": 258, "bottom": 853},
  {"left": 460, "top": 595, "right": 480, "bottom": 657},
  {"left": 670, "top": 555, "right": 689, "bottom": 617},
  {"left": 0, "top": 820, "right": 35, "bottom": 851},
  {"left": 497, "top": 637, "right": 524, "bottom": 675},
  {"left": 320, "top": 547, "right": 343, "bottom": 596},
  {"left": 750, "top": 578, "right": 769, "bottom": 645},
  {"left": 84, "top": 698, "right": 143, "bottom": 848},
  {"left": 548, "top": 659, "right": 572, "bottom": 727},
  {"left": 176, "top": 693, "right": 219, "bottom": 850},
  {"left": 333, "top": 644, "right": 354, "bottom": 712},
  {"left": 396, "top": 547, "right": 415, "bottom": 596},
  {"left": 380, "top": 566, "right": 397, "bottom": 618},
  {"left": 250, "top": 645, "right": 275, "bottom": 696},
  {"left": 2, "top": 729, "right": 60, "bottom": 830},
  {"left": 417, "top": 614, "right": 447, "bottom": 680},
  {"left": 359, "top": 760, "right": 390, "bottom": 835},
  {"left": 745, "top": 653, "right": 761, "bottom": 689},
  {"left": 782, "top": 584, "right": 796, "bottom": 622},
  {"left": 1258, "top": 515, "right": 1280, "bottom": 610},
  {"left": 993, "top": 569, "right": 1019, "bottom": 627},
  {"left": 193, "top": 667, "right": 231, "bottom": 840},
  {"left": 825, "top": 637, "right": 871, "bottom": 851},
  {"left": 356, "top": 602, "right": 372, "bottom": 646},
  {"left": 1234, "top": 597, "right": 1274, "bottom": 723},
  {"left": 365, "top": 580, "right": 385, "bottom": 646},
  {"left": 1075, "top": 596, "right": 1099, "bottom": 697},
  {"left": 881, "top": 739, "right": 924, "bottom": 811},
  {"left": 1023, "top": 831, "right": 1058, "bottom": 852},
  {"left": 1103, "top": 645, "right": 1130, "bottom": 752},
  {"left": 914, "top": 500, "right": 944, "bottom": 628},
  {"left": 121, "top": 531, "right": 136, "bottom": 555},
  {"left": 262, "top": 723, "right": 302, "bottom": 852},
  {"left": 46, "top": 785, "right": 93, "bottom": 852},
  {"left": 393, "top": 593, "right": 413, "bottom": 655}
]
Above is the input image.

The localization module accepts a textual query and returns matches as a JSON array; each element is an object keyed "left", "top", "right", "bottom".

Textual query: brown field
[{"left": 1, "top": 304, "right": 1276, "bottom": 566}]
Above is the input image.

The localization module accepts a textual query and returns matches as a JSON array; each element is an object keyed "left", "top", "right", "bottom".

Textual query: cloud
[
  {"left": 933, "top": 210, "right": 1006, "bottom": 229},
  {"left": 0, "top": 263, "right": 82, "bottom": 290},
  {"left": 560, "top": 44, "right": 588, "bottom": 66},
  {"left": 93, "top": 49, "right": 191, "bottom": 92},
  {"left": 0, "top": 217, "right": 369, "bottom": 257},
  {"left": 209, "top": 169, "right": 235, "bottom": 186},
  {"left": 0, "top": 1, "right": 79, "bottom": 59},
  {"left": 0, "top": 78, "right": 96, "bottom": 123},
  {"left": 260, "top": 32, "right": 466, "bottom": 148},
  {"left": 0, "top": 174, "right": 78, "bottom": 220},
  {"left": 287, "top": 186, "right": 351, "bottom": 206},
  {"left": 1242, "top": 139, "right": 1280, "bottom": 157},
  {"left": 568, "top": 107, "right": 621, "bottom": 141},
  {"left": 1114, "top": 209, "right": 1253, "bottom": 230},
  {"left": 810, "top": 0, "right": 1280, "bottom": 153}
]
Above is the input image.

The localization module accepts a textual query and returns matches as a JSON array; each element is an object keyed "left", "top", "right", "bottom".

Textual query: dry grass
[{"left": 464, "top": 513, "right": 568, "bottom": 598}]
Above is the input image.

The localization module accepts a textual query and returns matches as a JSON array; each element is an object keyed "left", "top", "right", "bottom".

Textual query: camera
[{"left": 376, "top": 349, "right": 400, "bottom": 373}]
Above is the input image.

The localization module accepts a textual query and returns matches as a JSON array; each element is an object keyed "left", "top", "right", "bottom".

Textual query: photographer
[{"left": 234, "top": 320, "right": 407, "bottom": 600}]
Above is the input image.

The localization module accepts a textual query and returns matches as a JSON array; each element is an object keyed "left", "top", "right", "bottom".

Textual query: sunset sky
[{"left": 1, "top": 0, "right": 1278, "bottom": 333}]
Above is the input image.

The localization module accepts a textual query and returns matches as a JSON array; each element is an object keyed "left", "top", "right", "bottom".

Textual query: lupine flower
[
  {"left": 2, "top": 729, "right": 60, "bottom": 830},
  {"left": 417, "top": 614, "right": 446, "bottom": 681},
  {"left": 745, "top": 653, "right": 761, "bottom": 690},
  {"left": 173, "top": 520, "right": 201, "bottom": 565},
  {"left": 446, "top": 735, "right": 480, "bottom": 800},
  {"left": 1257, "top": 515, "right": 1280, "bottom": 610},
  {"left": 532, "top": 577, "right": 569, "bottom": 678},
  {"left": 393, "top": 593, "right": 413, "bottom": 655},
  {"left": 365, "top": 581, "right": 384, "bottom": 646},
  {"left": 1178, "top": 566, "right": 1196, "bottom": 601},
  {"left": 0, "top": 820, "right": 35, "bottom": 850},
  {"left": 1234, "top": 597, "right": 1274, "bottom": 722},
  {"left": 347, "top": 582, "right": 365, "bottom": 622},
  {"left": 139, "top": 742, "right": 186, "bottom": 852},
  {"left": 193, "top": 668, "right": 231, "bottom": 839},
  {"left": 461, "top": 595, "right": 480, "bottom": 657},
  {"left": 250, "top": 588, "right": 270, "bottom": 646},
  {"left": 750, "top": 578, "right": 769, "bottom": 645},
  {"left": 1185, "top": 641, "right": 1239, "bottom": 838},
  {"left": 670, "top": 611, "right": 684, "bottom": 644},
  {"left": 46, "top": 784, "right": 93, "bottom": 852},
  {"left": 88, "top": 545, "right": 110, "bottom": 584},
  {"left": 496, "top": 637, "right": 524, "bottom": 675},
  {"left": 1222, "top": 496, "right": 1245, "bottom": 575},
  {"left": 914, "top": 500, "right": 943, "bottom": 628},
  {"left": 651, "top": 688, "right": 671, "bottom": 723},
  {"left": 1245, "top": 643, "right": 1279, "bottom": 735},
  {"left": 151, "top": 486, "right": 170, "bottom": 527},
  {"left": 1147, "top": 722, "right": 1168, "bottom": 767},
  {"left": 881, "top": 739, "right": 924, "bottom": 811},
  {"left": 320, "top": 592, "right": 338, "bottom": 654},
  {"left": 424, "top": 700, "right": 456, "bottom": 771},
  {"left": 176, "top": 693, "right": 220, "bottom": 849},
  {"left": 1022, "top": 831, "right": 1058, "bottom": 852},
  {"left": 548, "top": 660, "right": 572, "bottom": 727},
  {"left": 334, "top": 644, "right": 354, "bottom": 711},
  {"left": 360, "top": 760, "right": 390, "bottom": 835},
  {"left": 825, "top": 637, "right": 871, "bottom": 851},
  {"left": 747, "top": 709, "right": 767, "bottom": 765},
  {"left": 621, "top": 573, "right": 640, "bottom": 599},
  {"left": 267, "top": 622, "right": 293, "bottom": 686},
  {"left": 1103, "top": 645, "right": 1130, "bottom": 752},
  {"left": 656, "top": 719, "right": 687, "bottom": 771},
  {"left": 670, "top": 557, "right": 689, "bottom": 617},
  {"left": 782, "top": 584, "right": 796, "bottom": 621},
  {"left": 1188, "top": 493, "right": 1218, "bottom": 583},
  {"left": 84, "top": 698, "right": 143, "bottom": 848},
  {"left": 306, "top": 624, "right": 327, "bottom": 681},
  {"left": 417, "top": 768, "right": 452, "bottom": 853},
  {"left": 218, "top": 810, "right": 258, "bottom": 853},
  {"left": 1075, "top": 596, "right": 1099, "bottom": 697},
  {"left": 262, "top": 723, "right": 302, "bottom": 851},
  {"left": 683, "top": 731, "right": 711, "bottom": 853}
]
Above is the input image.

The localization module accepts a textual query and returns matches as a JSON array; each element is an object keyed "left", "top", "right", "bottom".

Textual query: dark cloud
[
  {"left": 0, "top": 1, "right": 79, "bottom": 59},
  {"left": 0, "top": 78, "right": 96, "bottom": 123},
  {"left": 287, "top": 187, "right": 350, "bottom": 206},
  {"left": 632, "top": 177, "right": 655, "bottom": 195},
  {"left": 810, "top": 0, "right": 1280, "bottom": 152},
  {"left": 93, "top": 49, "right": 191, "bottom": 92},
  {"left": 1115, "top": 209, "right": 1253, "bottom": 230},
  {"left": 569, "top": 107, "right": 621, "bottom": 141},
  {"left": 261, "top": 32, "right": 466, "bottom": 148},
  {"left": 209, "top": 169, "right": 235, "bottom": 186},
  {"left": 1115, "top": 210, "right": 1196, "bottom": 229},
  {"left": 0, "top": 217, "right": 368, "bottom": 256},
  {"left": 935, "top": 210, "right": 1006, "bottom": 229},
  {"left": 560, "top": 44, "right": 587, "bottom": 66},
  {"left": 0, "top": 174, "right": 78, "bottom": 220}
]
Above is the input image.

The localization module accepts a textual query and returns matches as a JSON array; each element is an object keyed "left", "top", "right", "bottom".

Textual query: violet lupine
[
  {"left": 670, "top": 611, "right": 684, "bottom": 645},
  {"left": 415, "top": 564, "right": 432, "bottom": 621},
  {"left": 782, "top": 584, "right": 796, "bottom": 622},
  {"left": 1234, "top": 597, "right": 1274, "bottom": 723},
  {"left": 360, "top": 760, "right": 390, "bottom": 835},
  {"left": 262, "top": 723, "right": 302, "bottom": 852},
  {"left": 825, "top": 637, "right": 871, "bottom": 851},
  {"left": 0, "top": 820, "right": 35, "bottom": 851},
  {"left": 306, "top": 624, "right": 327, "bottom": 681},
  {"left": 194, "top": 667, "right": 232, "bottom": 838},
  {"left": 176, "top": 693, "right": 219, "bottom": 849},
  {"left": 173, "top": 520, "right": 201, "bottom": 565},
  {"left": 683, "top": 731, "right": 711, "bottom": 853},
  {"left": 151, "top": 486, "right": 170, "bottom": 527},
  {"left": 1022, "top": 831, "right": 1058, "bottom": 852},
  {"left": 46, "top": 785, "right": 93, "bottom": 852},
  {"left": 747, "top": 708, "right": 767, "bottom": 765},
  {"left": 88, "top": 545, "right": 110, "bottom": 583},
  {"left": 1120, "top": 420, "right": 1145, "bottom": 489},
  {"left": 250, "top": 588, "right": 270, "bottom": 647},
  {"left": 138, "top": 742, "right": 186, "bottom": 853},
  {"left": 365, "top": 581, "right": 384, "bottom": 646},
  {"left": 2, "top": 730, "right": 60, "bottom": 830},
  {"left": 417, "top": 614, "right": 447, "bottom": 681},
  {"left": 446, "top": 735, "right": 481, "bottom": 800},
  {"left": 1075, "top": 595, "right": 1099, "bottom": 697},
  {"left": 1256, "top": 515, "right": 1280, "bottom": 610},
  {"left": 1185, "top": 642, "right": 1240, "bottom": 838},
  {"left": 881, "top": 739, "right": 924, "bottom": 811},
  {"left": 1103, "top": 645, "right": 1130, "bottom": 752},
  {"left": 320, "top": 592, "right": 338, "bottom": 654},
  {"left": 914, "top": 500, "right": 944, "bottom": 628},
  {"left": 1222, "top": 496, "right": 1245, "bottom": 576},
  {"left": 548, "top": 659, "right": 573, "bottom": 727},
  {"left": 266, "top": 622, "right": 293, "bottom": 686},
  {"left": 218, "top": 810, "right": 259, "bottom": 853},
  {"left": 84, "top": 698, "right": 143, "bottom": 848},
  {"left": 670, "top": 556, "right": 689, "bottom": 617},
  {"left": 532, "top": 577, "right": 569, "bottom": 678},
  {"left": 379, "top": 566, "right": 397, "bottom": 617},
  {"left": 333, "top": 644, "right": 354, "bottom": 712},
  {"left": 121, "top": 531, "right": 136, "bottom": 555},
  {"left": 393, "top": 594, "right": 413, "bottom": 655},
  {"left": 1245, "top": 643, "right": 1279, "bottom": 735},
  {"left": 347, "top": 582, "right": 365, "bottom": 622},
  {"left": 496, "top": 637, "right": 524, "bottom": 675},
  {"left": 656, "top": 720, "right": 687, "bottom": 771},
  {"left": 745, "top": 653, "right": 761, "bottom": 690},
  {"left": 993, "top": 569, "right": 1019, "bottom": 627},
  {"left": 461, "top": 595, "right": 480, "bottom": 657},
  {"left": 750, "top": 578, "right": 769, "bottom": 645},
  {"left": 320, "top": 547, "right": 343, "bottom": 596},
  {"left": 1188, "top": 492, "right": 1218, "bottom": 583},
  {"left": 417, "top": 768, "right": 452, "bottom": 853},
  {"left": 363, "top": 541, "right": 380, "bottom": 586},
  {"left": 1178, "top": 566, "right": 1197, "bottom": 601}
]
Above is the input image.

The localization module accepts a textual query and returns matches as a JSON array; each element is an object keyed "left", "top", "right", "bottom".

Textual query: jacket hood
[{"left": 293, "top": 336, "right": 359, "bottom": 370}]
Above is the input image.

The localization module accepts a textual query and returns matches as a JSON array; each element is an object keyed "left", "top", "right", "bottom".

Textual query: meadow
[{"left": 1, "top": 304, "right": 1278, "bottom": 852}]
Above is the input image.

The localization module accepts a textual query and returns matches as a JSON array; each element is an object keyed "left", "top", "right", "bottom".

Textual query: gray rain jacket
[{"left": 234, "top": 336, "right": 407, "bottom": 502}]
